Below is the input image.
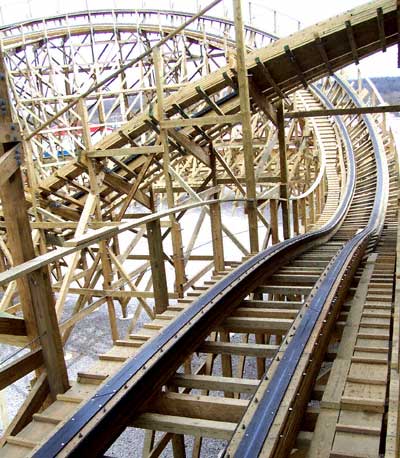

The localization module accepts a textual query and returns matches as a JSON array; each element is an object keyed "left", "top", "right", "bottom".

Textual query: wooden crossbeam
[
  {"left": 345, "top": 20, "right": 360, "bottom": 65},
  {"left": 167, "top": 129, "right": 211, "bottom": 167},
  {"left": 248, "top": 79, "right": 277, "bottom": 125},
  {"left": 160, "top": 113, "right": 241, "bottom": 128},
  {"left": 314, "top": 33, "right": 333, "bottom": 75},
  {"left": 285, "top": 105, "right": 400, "bottom": 118},
  {"left": 152, "top": 392, "right": 248, "bottom": 423},
  {"left": 198, "top": 341, "right": 279, "bottom": 357},
  {"left": 86, "top": 146, "right": 164, "bottom": 157},
  {"left": 170, "top": 374, "right": 259, "bottom": 394},
  {"left": 0, "top": 348, "right": 43, "bottom": 391},
  {"left": 255, "top": 57, "right": 287, "bottom": 100},
  {"left": 195, "top": 86, "right": 224, "bottom": 115},
  {"left": 133, "top": 413, "right": 236, "bottom": 440},
  {"left": 0, "top": 314, "right": 26, "bottom": 336},
  {"left": 377, "top": 7, "right": 387, "bottom": 52},
  {"left": 0, "top": 145, "right": 22, "bottom": 187},
  {"left": 284, "top": 45, "right": 308, "bottom": 89}
]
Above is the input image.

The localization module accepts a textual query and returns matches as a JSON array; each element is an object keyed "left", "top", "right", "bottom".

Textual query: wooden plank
[
  {"left": 285, "top": 105, "right": 400, "bottom": 119},
  {"left": 198, "top": 341, "right": 279, "bottom": 357},
  {"left": 0, "top": 48, "right": 69, "bottom": 399},
  {"left": 152, "top": 391, "right": 248, "bottom": 422},
  {"left": 0, "top": 145, "right": 21, "bottom": 187},
  {"left": 169, "top": 374, "right": 259, "bottom": 394},
  {"left": 0, "top": 373, "right": 49, "bottom": 441},
  {"left": 0, "top": 314, "right": 26, "bottom": 336},
  {"left": 167, "top": 129, "right": 211, "bottom": 167},
  {"left": 0, "top": 349, "right": 43, "bottom": 391},
  {"left": 160, "top": 113, "right": 241, "bottom": 128},
  {"left": 219, "top": 316, "right": 292, "bottom": 333},
  {"left": 146, "top": 219, "right": 169, "bottom": 314},
  {"left": 86, "top": 145, "right": 164, "bottom": 157},
  {"left": 233, "top": 0, "right": 259, "bottom": 253},
  {"left": 133, "top": 413, "right": 236, "bottom": 440}
]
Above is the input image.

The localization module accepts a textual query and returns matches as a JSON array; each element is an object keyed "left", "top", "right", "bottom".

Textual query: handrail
[
  {"left": 0, "top": 197, "right": 250, "bottom": 287},
  {"left": 228, "top": 77, "right": 388, "bottom": 457},
  {"left": 30, "top": 83, "right": 357, "bottom": 458}
]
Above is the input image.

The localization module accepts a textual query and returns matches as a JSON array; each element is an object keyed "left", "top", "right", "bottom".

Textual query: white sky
[{"left": 0, "top": 0, "right": 397, "bottom": 78}]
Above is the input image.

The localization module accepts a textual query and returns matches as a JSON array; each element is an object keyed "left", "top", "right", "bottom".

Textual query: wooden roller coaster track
[{"left": 0, "top": 1, "right": 399, "bottom": 457}]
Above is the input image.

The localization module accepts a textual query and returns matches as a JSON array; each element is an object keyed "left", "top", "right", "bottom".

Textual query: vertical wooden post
[
  {"left": 0, "top": 50, "right": 68, "bottom": 398},
  {"left": 233, "top": 0, "right": 259, "bottom": 253},
  {"left": 78, "top": 99, "right": 119, "bottom": 341},
  {"left": 277, "top": 100, "right": 291, "bottom": 239},
  {"left": 209, "top": 147, "right": 225, "bottom": 272},
  {"left": 146, "top": 219, "right": 169, "bottom": 315},
  {"left": 153, "top": 47, "right": 186, "bottom": 296},
  {"left": 300, "top": 198, "right": 308, "bottom": 233},
  {"left": 270, "top": 199, "right": 279, "bottom": 245},
  {"left": 292, "top": 199, "right": 299, "bottom": 235},
  {"left": 309, "top": 191, "right": 316, "bottom": 224}
]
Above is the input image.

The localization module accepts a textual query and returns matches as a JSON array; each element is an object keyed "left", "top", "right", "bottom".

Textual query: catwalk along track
[{"left": 0, "top": 1, "right": 399, "bottom": 457}]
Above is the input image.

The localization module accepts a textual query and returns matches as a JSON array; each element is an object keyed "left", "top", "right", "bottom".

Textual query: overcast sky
[{"left": 0, "top": 0, "right": 397, "bottom": 77}]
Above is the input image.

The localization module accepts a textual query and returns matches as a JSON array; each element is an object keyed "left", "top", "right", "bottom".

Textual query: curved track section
[
  {"left": 0, "top": 2, "right": 398, "bottom": 458},
  {"left": 226, "top": 77, "right": 388, "bottom": 457},
  {"left": 4, "top": 79, "right": 385, "bottom": 457}
]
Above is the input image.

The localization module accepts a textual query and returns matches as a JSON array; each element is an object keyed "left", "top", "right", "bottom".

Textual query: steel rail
[
  {"left": 31, "top": 83, "right": 358, "bottom": 458},
  {"left": 0, "top": 8, "right": 277, "bottom": 43},
  {"left": 228, "top": 77, "right": 388, "bottom": 457}
]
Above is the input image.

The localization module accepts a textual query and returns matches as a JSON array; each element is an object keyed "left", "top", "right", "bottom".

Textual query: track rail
[
  {"left": 0, "top": 2, "right": 397, "bottom": 458},
  {"left": 21, "top": 77, "right": 388, "bottom": 457},
  {"left": 226, "top": 77, "right": 389, "bottom": 457}
]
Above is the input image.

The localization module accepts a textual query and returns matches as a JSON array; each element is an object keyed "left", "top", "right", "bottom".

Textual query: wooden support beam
[
  {"left": 167, "top": 128, "right": 211, "bottom": 167},
  {"left": 133, "top": 413, "right": 235, "bottom": 440},
  {"left": 286, "top": 105, "right": 400, "bottom": 118},
  {"left": 198, "top": 341, "right": 279, "bottom": 357},
  {"left": 209, "top": 148, "right": 225, "bottom": 272},
  {"left": 0, "top": 49, "right": 68, "bottom": 399},
  {"left": 79, "top": 99, "right": 119, "bottom": 342},
  {"left": 195, "top": 86, "right": 224, "bottom": 115},
  {"left": 0, "top": 314, "right": 26, "bottom": 336},
  {"left": 153, "top": 47, "right": 186, "bottom": 296},
  {"left": 248, "top": 79, "right": 277, "bottom": 126},
  {"left": 0, "top": 144, "right": 22, "bottom": 187},
  {"left": 345, "top": 20, "right": 360, "bottom": 65},
  {"left": 277, "top": 100, "right": 291, "bottom": 239},
  {"left": 0, "top": 373, "right": 49, "bottom": 441},
  {"left": 170, "top": 374, "right": 259, "bottom": 394},
  {"left": 313, "top": 34, "right": 333, "bottom": 75},
  {"left": 160, "top": 114, "right": 241, "bottom": 129},
  {"left": 0, "top": 348, "right": 43, "bottom": 391},
  {"left": 254, "top": 57, "right": 287, "bottom": 101},
  {"left": 152, "top": 391, "right": 247, "bottom": 423},
  {"left": 233, "top": 0, "right": 259, "bottom": 253},
  {"left": 146, "top": 219, "right": 169, "bottom": 315},
  {"left": 284, "top": 45, "right": 308, "bottom": 88},
  {"left": 86, "top": 146, "right": 164, "bottom": 157},
  {"left": 377, "top": 7, "right": 387, "bottom": 52}
]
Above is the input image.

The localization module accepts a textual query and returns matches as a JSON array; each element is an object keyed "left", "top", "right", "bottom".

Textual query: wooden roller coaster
[{"left": 0, "top": 0, "right": 399, "bottom": 457}]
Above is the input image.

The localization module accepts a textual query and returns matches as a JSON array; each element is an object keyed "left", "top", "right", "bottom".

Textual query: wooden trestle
[{"left": 0, "top": 1, "right": 399, "bottom": 457}]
